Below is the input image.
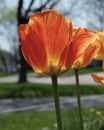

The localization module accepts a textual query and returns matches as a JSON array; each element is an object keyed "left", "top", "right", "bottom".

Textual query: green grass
[
  {"left": 0, "top": 72, "right": 17, "bottom": 77},
  {"left": 0, "top": 112, "right": 57, "bottom": 130},
  {"left": 0, "top": 83, "right": 104, "bottom": 98},
  {"left": 61, "top": 66, "right": 102, "bottom": 76},
  {"left": 0, "top": 108, "right": 103, "bottom": 130}
]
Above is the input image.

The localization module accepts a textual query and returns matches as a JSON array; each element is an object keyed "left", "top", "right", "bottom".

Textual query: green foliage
[
  {"left": 0, "top": 112, "right": 57, "bottom": 130},
  {"left": 61, "top": 66, "right": 102, "bottom": 76},
  {"left": 64, "top": 108, "right": 104, "bottom": 130},
  {"left": 0, "top": 83, "right": 104, "bottom": 98},
  {"left": 0, "top": 109, "right": 103, "bottom": 130},
  {"left": 83, "top": 108, "right": 104, "bottom": 130}
]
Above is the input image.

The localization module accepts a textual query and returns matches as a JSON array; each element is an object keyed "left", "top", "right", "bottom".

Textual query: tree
[
  {"left": 17, "top": 0, "right": 61, "bottom": 83},
  {"left": 0, "top": 1, "right": 19, "bottom": 73}
]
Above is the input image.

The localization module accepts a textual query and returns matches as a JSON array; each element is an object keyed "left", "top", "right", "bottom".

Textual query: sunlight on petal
[{"left": 91, "top": 74, "right": 104, "bottom": 84}]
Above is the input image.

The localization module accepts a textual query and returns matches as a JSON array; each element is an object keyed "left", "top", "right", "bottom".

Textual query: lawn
[
  {"left": 0, "top": 83, "right": 104, "bottom": 98},
  {"left": 61, "top": 66, "right": 102, "bottom": 76},
  {"left": 0, "top": 108, "right": 103, "bottom": 130}
]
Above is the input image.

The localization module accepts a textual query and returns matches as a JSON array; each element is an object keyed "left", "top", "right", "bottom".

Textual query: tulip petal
[
  {"left": 18, "top": 10, "right": 73, "bottom": 76},
  {"left": 59, "top": 43, "right": 74, "bottom": 72},
  {"left": 67, "top": 20, "right": 73, "bottom": 41},
  {"left": 91, "top": 74, "right": 104, "bottom": 84},
  {"left": 18, "top": 24, "right": 47, "bottom": 75},
  {"left": 82, "top": 40, "right": 100, "bottom": 67},
  {"left": 95, "top": 32, "right": 104, "bottom": 60},
  {"left": 71, "top": 28, "right": 99, "bottom": 68},
  {"left": 28, "top": 10, "right": 70, "bottom": 66}
]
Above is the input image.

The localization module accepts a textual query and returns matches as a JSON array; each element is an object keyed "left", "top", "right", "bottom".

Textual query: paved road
[{"left": 0, "top": 95, "right": 104, "bottom": 115}]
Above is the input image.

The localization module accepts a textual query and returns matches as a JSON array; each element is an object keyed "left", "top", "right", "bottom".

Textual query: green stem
[
  {"left": 51, "top": 75, "right": 63, "bottom": 130},
  {"left": 75, "top": 69, "right": 84, "bottom": 130}
]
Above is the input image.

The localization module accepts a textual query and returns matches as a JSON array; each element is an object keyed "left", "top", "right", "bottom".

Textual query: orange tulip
[
  {"left": 18, "top": 10, "right": 99, "bottom": 76},
  {"left": 18, "top": 10, "right": 73, "bottom": 76},
  {"left": 71, "top": 28, "right": 100, "bottom": 69},
  {"left": 91, "top": 32, "right": 104, "bottom": 84}
]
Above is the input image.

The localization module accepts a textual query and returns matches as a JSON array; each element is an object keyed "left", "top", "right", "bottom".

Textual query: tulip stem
[
  {"left": 51, "top": 75, "right": 63, "bottom": 130},
  {"left": 75, "top": 69, "right": 84, "bottom": 130}
]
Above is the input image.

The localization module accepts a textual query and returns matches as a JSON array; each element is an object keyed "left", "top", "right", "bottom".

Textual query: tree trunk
[
  {"left": 17, "top": 0, "right": 28, "bottom": 83},
  {"left": 18, "top": 45, "right": 27, "bottom": 83}
]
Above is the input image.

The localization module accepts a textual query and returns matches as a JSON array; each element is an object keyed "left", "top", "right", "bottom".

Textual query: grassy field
[
  {"left": 61, "top": 66, "right": 102, "bottom": 76},
  {"left": 0, "top": 83, "right": 104, "bottom": 98},
  {"left": 0, "top": 108, "right": 103, "bottom": 130}
]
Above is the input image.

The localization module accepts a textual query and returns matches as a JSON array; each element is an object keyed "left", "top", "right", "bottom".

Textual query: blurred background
[
  {"left": 0, "top": 0, "right": 103, "bottom": 83},
  {"left": 0, "top": 1, "right": 104, "bottom": 130},
  {"left": 0, "top": 0, "right": 104, "bottom": 82}
]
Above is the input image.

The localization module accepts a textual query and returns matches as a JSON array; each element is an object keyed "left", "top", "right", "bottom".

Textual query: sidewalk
[
  {"left": 0, "top": 72, "right": 103, "bottom": 85},
  {"left": 0, "top": 95, "right": 104, "bottom": 115}
]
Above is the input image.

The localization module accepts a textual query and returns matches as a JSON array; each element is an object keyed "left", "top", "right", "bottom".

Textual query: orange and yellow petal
[
  {"left": 91, "top": 74, "right": 104, "bottom": 84},
  {"left": 95, "top": 31, "right": 104, "bottom": 60},
  {"left": 28, "top": 10, "right": 71, "bottom": 65},
  {"left": 67, "top": 20, "right": 73, "bottom": 41},
  {"left": 58, "top": 44, "right": 74, "bottom": 73},
  {"left": 80, "top": 39, "right": 100, "bottom": 68},
  {"left": 18, "top": 10, "right": 73, "bottom": 76},
  {"left": 19, "top": 24, "right": 47, "bottom": 75},
  {"left": 71, "top": 28, "right": 99, "bottom": 68}
]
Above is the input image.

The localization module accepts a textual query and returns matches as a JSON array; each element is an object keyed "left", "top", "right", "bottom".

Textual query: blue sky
[{"left": 5, "top": 0, "right": 18, "bottom": 8}]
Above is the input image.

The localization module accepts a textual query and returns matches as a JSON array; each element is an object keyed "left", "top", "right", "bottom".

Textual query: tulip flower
[
  {"left": 71, "top": 28, "right": 100, "bottom": 69},
  {"left": 18, "top": 10, "right": 73, "bottom": 76},
  {"left": 19, "top": 10, "right": 74, "bottom": 130},
  {"left": 70, "top": 28, "right": 100, "bottom": 130},
  {"left": 91, "top": 32, "right": 104, "bottom": 85}
]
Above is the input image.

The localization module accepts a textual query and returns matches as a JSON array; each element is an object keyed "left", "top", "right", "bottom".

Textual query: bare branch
[
  {"left": 25, "top": 0, "right": 35, "bottom": 17},
  {"left": 31, "top": 0, "right": 50, "bottom": 12},
  {"left": 17, "top": 0, "right": 23, "bottom": 25}
]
